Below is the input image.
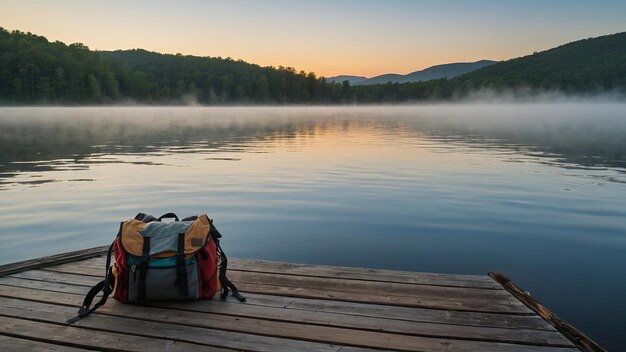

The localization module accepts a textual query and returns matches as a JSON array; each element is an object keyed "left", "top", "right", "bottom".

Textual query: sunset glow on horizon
[{"left": 1, "top": 0, "right": 625, "bottom": 77}]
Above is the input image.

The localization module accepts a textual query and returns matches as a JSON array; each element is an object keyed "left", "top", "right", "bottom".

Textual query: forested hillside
[
  {"left": 99, "top": 50, "right": 345, "bottom": 104},
  {"left": 348, "top": 32, "right": 626, "bottom": 102},
  {"left": 457, "top": 32, "right": 626, "bottom": 92},
  {"left": 0, "top": 28, "right": 349, "bottom": 104},
  {"left": 1, "top": 27, "right": 624, "bottom": 105},
  {"left": 0, "top": 29, "right": 118, "bottom": 104}
]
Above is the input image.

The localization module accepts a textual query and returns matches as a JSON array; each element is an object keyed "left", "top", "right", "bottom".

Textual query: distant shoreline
[
  {"left": 2, "top": 93, "right": 625, "bottom": 108},
  {"left": 2, "top": 28, "right": 625, "bottom": 106}
]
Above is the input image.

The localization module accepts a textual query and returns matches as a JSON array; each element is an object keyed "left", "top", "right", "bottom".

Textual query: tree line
[
  {"left": 1, "top": 28, "right": 624, "bottom": 105},
  {"left": 0, "top": 28, "right": 352, "bottom": 104}
]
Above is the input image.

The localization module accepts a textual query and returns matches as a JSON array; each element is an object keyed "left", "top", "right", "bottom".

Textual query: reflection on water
[
  {"left": 1, "top": 105, "right": 625, "bottom": 186},
  {"left": 0, "top": 105, "right": 625, "bottom": 349}
]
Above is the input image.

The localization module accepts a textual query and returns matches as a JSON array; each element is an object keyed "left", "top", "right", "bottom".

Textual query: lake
[{"left": 0, "top": 104, "right": 624, "bottom": 349}]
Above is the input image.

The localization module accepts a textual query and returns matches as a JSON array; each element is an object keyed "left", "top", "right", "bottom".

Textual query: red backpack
[{"left": 68, "top": 212, "right": 244, "bottom": 323}]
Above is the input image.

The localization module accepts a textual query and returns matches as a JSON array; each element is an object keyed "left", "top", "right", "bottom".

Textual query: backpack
[{"left": 68, "top": 212, "right": 244, "bottom": 323}]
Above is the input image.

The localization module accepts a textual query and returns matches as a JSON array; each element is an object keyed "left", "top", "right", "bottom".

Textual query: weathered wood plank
[
  {"left": 0, "top": 297, "right": 341, "bottom": 352},
  {"left": 0, "top": 335, "right": 96, "bottom": 352},
  {"left": 21, "top": 268, "right": 530, "bottom": 313},
  {"left": 229, "top": 258, "right": 503, "bottom": 289},
  {"left": 0, "top": 276, "right": 553, "bottom": 331},
  {"left": 0, "top": 246, "right": 108, "bottom": 277},
  {"left": 491, "top": 272, "right": 606, "bottom": 352},
  {"left": 45, "top": 262, "right": 107, "bottom": 277},
  {"left": 233, "top": 292, "right": 554, "bottom": 331},
  {"left": 227, "top": 270, "right": 521, "bottom": 301},
  {"left": 0, "top": 276, "right": 90, "bottom": 295},
  {"left": 82, "top": 256, "right": 501, "bottom": 289},
  {"left": 11, "top": 270, "right": 103, "bottom": 287},
  {"left": 0, "top": 284, "right": 571, "bottom": 346},
  {"left": 234, "top": 280, "right": 530, "bottom": 313},
  {"left": 44, "top": 262, "right": 512, "bottom": 301},
  {"left": 0, "top": 296, "right": 578, "bottom": 352},
  {"left": 0, "top": 248, "right": 603, "bottom": 351},
  {"left": 156, "top": 298, "right": 571, "bottom": 345},
  {"left": 0, "top": 316, "right": 232, "bottom": 352}
]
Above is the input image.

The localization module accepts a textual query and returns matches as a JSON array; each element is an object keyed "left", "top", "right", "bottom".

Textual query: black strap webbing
[
  {"left": 137, "top": 237, "right": 151, "bottom": 300},
  {"left": 67, "top": 242, "right": 114, "bottom": 324},
  {"left": 158, "top": 212, "right": 179, "bottom": 222},
  {"left": 210, "top": 221, "right": 244, "bottom": 302},
  {"left": 175, "top": 232, "right": 189, "bottom": 298},
  {"left": 181, "top": 215, "right": 198, "bottom": 222},
  {"left": 135, "top": 213, "right": 158, "bottom": 223},
  {"left": 217, "top": 241, "right": 245, "bottom": 302}
]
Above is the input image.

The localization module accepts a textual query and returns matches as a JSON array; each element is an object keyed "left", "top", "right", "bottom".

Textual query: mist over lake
[{"left": 0, "top": 104, "right": 625, "bottom": 347}]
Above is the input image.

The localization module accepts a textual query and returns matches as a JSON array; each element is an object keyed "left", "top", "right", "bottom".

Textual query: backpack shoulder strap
[
  {"left": 211, "top": 223, "right": 245, "bottom": 302},
  {"left": 66, "top": 242, "right": 115, "bottom": 324},
  {"left": 217, "top": 243, "right": 245, "bottom": 302}
]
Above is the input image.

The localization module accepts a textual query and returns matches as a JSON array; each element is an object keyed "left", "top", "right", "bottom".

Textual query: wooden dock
[{"left": 0, "top": 247, "right": 605, "bottom": 352}]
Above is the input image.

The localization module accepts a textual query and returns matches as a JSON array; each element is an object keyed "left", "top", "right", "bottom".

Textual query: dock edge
[
  {"left": 489, "top": 272, "right": 606, "bottom": 352},
  {"left": 0, "top": 245, "right": 109, "bottom": 277}
]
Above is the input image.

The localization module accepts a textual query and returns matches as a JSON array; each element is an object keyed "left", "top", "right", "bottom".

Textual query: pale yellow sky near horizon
[{"left": 1, "top": 0, "right": 625, "bottom": 77}]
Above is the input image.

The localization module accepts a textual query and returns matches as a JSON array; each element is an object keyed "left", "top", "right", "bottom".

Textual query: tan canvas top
[{"left": 120, "top": 214, "right": 211, "bottom": 258}]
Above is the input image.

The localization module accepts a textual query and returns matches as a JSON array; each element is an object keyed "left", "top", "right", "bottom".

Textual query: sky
[{"left": 1, "top": 0, "right": 625, "bottom": 77}]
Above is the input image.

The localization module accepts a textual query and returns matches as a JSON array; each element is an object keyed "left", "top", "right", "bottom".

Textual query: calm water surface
[{"left": 0, "top": 105, "right": 624, "bottom": 349}]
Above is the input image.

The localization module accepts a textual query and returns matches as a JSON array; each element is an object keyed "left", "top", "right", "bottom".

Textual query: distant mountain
[
  {"left": 327, "top": 60, "right": 497, "bottom": 85},
  {"left": 325, "top": 75, "right": 367, "bottom": 85},
  {"left": 359, "top": 73, "right": 404, "bottom": 85},
  {"left": 364, "top": 60, "right": 497, "bottom": 85},
  {"left": 349, "top": 32, "right": 626, "bottom": 102}
]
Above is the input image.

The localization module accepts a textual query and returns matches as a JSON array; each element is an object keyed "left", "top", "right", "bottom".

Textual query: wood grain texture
[
  {"left": 83, "top": 255, "right": 502, "bottom": 289},
  {"left": 0, "top": 316, "right": 233, "bottom": 352},
  {"left": 0, "top": 247, "right": 604, "bottom": 351},
  {"left": 54, "top": 261, "right": 522, "bottom": 304},
  {"left": 0, "top": 246, "right": 108, "bottom": 277},
  {"left": 0, "top": 296, "right": 341, "bottom": 352},
  {"left": 0, "top": 284, "right": 571, "bottom": 346},
  {"left": 229, "top": 257, "right": 502, "bottom": 289},
  {"left": 0, "top": 335, "right": 96, "bottom": 352},
  {"left": 0, "top": 275, "right": 553, "bottom": 331},
  {"left": 30, "top": 266, "right": 531, "bottom": 313},
  {"left": 0, "top": 296, "right": 578, "bottom": 352}
]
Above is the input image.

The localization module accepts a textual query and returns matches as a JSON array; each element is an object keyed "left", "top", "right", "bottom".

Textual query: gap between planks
[
  {"left": 0, "top": 283, "right": 570, "bottom": 347},
  {"left": 19, "top": 266, "right": 531, "bottom": 314},
  {"left": 0, "top": 248, "right": 595, "bottom": 351},
  {"left": 0, "top": 292, "right": 578, "bottom": 352},
  {"left": 0, "top": 275, "right": 552, "bottom": 332},
  {"left": 83, "top": 255, "right": 502, "bottom": 290}
]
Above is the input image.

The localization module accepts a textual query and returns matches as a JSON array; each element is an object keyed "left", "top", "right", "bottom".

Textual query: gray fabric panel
[
  {"left": 129, "top": 263, "right": 199, "bottom": 301},
  {"left": 140, "top": 221, "right": 192, "bottom": 255}
]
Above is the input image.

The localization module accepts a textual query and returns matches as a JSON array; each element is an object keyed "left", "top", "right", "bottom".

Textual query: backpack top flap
[{"left": 120, "top": 214, "right": 211, "bottom": 257}]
